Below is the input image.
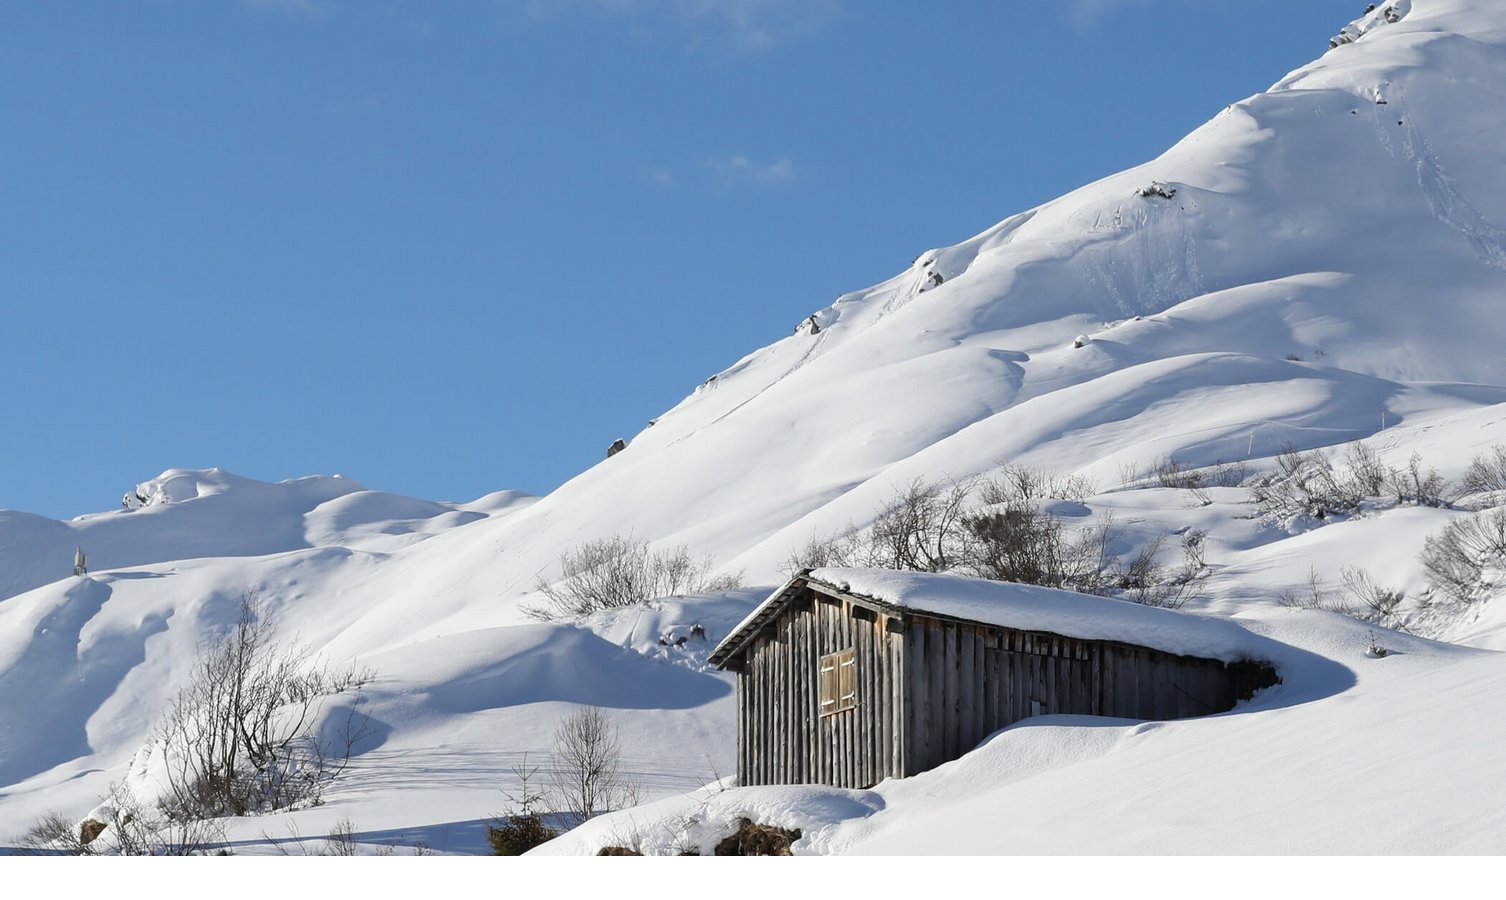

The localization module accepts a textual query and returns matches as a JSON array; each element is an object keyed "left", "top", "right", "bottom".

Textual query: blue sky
[{"left": 0, "top": 0, "right": 1359, "bottom": 518}]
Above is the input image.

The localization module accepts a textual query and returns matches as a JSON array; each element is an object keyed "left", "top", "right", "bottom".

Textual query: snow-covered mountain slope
[{"left": 6, "top": 0, "right": 1506, "bottom": 854}]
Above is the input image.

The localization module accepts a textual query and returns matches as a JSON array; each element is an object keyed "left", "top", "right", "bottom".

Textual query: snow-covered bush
[
  {"left": 1250, "top": 442, "right": 1449, "bottom": 524},
  {"left": 528, "top": 535, "right": 743, "bottom": 620},
  {"left": 1461, "top": 444, "right": 1506, "bottom": 498},
  {"left": 1421, "top": 508, "right": 1506, "bottom": 606},
  {"left": 16, "top": 782, "right": 226, "bottom": 856}
]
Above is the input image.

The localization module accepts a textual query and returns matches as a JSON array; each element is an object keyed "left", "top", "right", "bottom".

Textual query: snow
[
  {"left": 795, "top": 568, "right": 1282, "bottom": 664},
  {"left": 7, "top": 0, "right": 1506, "bottom": 856}
]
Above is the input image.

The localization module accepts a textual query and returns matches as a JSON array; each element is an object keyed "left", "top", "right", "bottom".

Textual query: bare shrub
[
  {"left": 1421, "top": 508, "right": 1506, "bottom": 605},
  {"left": 1116, "top": 530, "right": 1209, "bottom": 610},
  {"left": 1344, "top": 442, "right": 1389, "bottom": 497},
  {"left": 1462, "top": 444, "right": 1506, "bottom": 497},
  {"left": 548, "top": 707, "right": 639, "bottom": 830},
  {"left": 978, "top": 464, "right": 1095, "bottom": 505},
  {"left": 19, "top": 782, "right": 229, "bottom": 856},
  {"left": 1384, "top": 453, "right": 1449, "bottom": 508},
  {"left": 324, "top": 817, "right": 360, "bottom": 856},
  {"left": 528, "top": 536, "right": 743, "bottom": 620},
  {"left": 1279, "top": 566, "right": 1330, "bottom": 610},
  {"left": 963, "top": 504, "right": 1118, "bottom": 595},
  {"left": 1150, "top": 456, "right": 1205, "bottom": 490},
  {"left": 961, "top": 466, "right": 1116, "bottom": 592},
  {"left": 154, "top": 593, "right": 372, "bottom": 820},
  {"left": 780, "top": 527, "right": 864, "bottom": 577},
  {"left": 866, "top": 477, "right": 976, "bottom": 573},
  {"left": 15, "top": 811, "right": 93, "bottom": 856},
  {"left": 1123, "top": 457, "right": 1249, "bottom": 493},
  {"left": 1250, "top": 445, "right": 1361, "bottom": 521},
  {"left": 1253, "top": 442, "right": 1451, "bottom": 523},
  {"left": 1339, "top": 566, "right": 1406, "bottom": 629}
]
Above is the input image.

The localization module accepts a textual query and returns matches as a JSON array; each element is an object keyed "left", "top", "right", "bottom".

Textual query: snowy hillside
[{"left": 6, "top": 0, "right": 1506, "bottom": 854}]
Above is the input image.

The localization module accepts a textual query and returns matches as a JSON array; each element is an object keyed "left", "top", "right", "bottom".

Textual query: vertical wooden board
[
  {"left": 957, "top": 626, "right": 972, "bottom": 750},
  {"left": 790, "top": 613, "right": 800, "bottom": 779},
  {"left": 825, "top": 602, "right": 836, "bottom": 785},
  {"left": 1044, "top": 652, "right": 1058, "bottom": 715},
  {"left": 869, "top": 622, "right": 880, "bottom": 785},
  {"left": 803, "top": 608, "right": 814, "bottom": 782},
  {"left": 881, "top": 624, "right": 893, "bottom": 782},
  {"left": 878, "top": 623, "right": 889, "bottom": 784},
  {"left": 856, "top": 617, "right": 869, "bottom": 787},
  {"left": 889, "top": 626, "right": 899, "bottom": 778},
  {"left": 1137, "top": 652, "right": 1155, "bottom": 719},
  {"left": 1004, "top": 649, "right": 1018, "bottom": 724},
  {"left": 939, "top": 623, "right": 955, "bottom": 762},
  {"left": 915, "top": 621, "right": 931, "bottom": 773},
  {"left": 974, "top": 628, "right": 990, "bottom": 742},
  {"left": 1096, "top": 653, "right": 1108, "bottom": 716},
  {"left": 736, "top": 672, "right": 744, "bottom": 785},
  {"left": 1108, "top": 649, "right": 1126, "bottom": 718},
  {"left": 871, "top": 622, "right": 882, "bottom": 785},
  {"left": 777, "top": 616, "right": 787, "bottom": 781},
  {"left": 825, "top": 608, "right": 837, "bottom": 788},
  {"left": 1157, "top": 655, "right": 1173, "bottom": 720},
  {"left": 1064, "top": 644, "right": 1078, "bottom": 712},
  {"left": 751, "top": 642, "right": 762, "bottom": 785},
  {"left": 747, "top": 644, "right": 757, "bottom": 785},
  {"left": 1016, "top": 647, "right": 1029, "bottom": 723},
  {"left": 1083, "top": 648, "right": 1095, "bottom": 712},
  {"left": 761, "top": 640, "right": 771, "bottom": 784},
  {"left": 791, "top": 609, "right": 802, "bottom": 783},
  {"left": 1032, "top": 650, "right": 1046, "bottom": 716},
  {"left": 1103, "top": 648, "right": 1117, "bottom": 717},
  {"left": 976, "top": 628, "right": 989, "bottom": 746},
  {"left": 877, "top": 623, "right": 887, "bottom": 784},
  {"left": 873, "top": 622, "right": 883, "bottom": 785},
  {"left": 772, "top": 617, "right": 782, "bottom": 782},
  {"left": 897, "top": 629, "right": 909, "bottom": 776},
  {"left": 1080, "top": 647, "right": 1093, "bottom": 713},
  {"left": 779, "top": 612, "right": 789, "bottom": 783},
  {"left": 982, "top": 636, "right": 998, "bottom": 734},
  {"left": 898, "top": 624, "right": 911, "bottom": 776},
  {"left": 838, "top": 604, "right": 850, "bottom": 788},
  {"left": 957, "top": 625, "right": 974, "bottom": 752},
  {"left": 1025, "top": 646, "right": 1037, "bottom": 719}
]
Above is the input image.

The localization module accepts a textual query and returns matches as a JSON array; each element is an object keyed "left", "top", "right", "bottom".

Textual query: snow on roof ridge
[{"left": 713, "top": 568, "right": 1282, "bottom": 666}]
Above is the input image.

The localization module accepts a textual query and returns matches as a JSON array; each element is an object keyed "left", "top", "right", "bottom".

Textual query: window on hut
[{"left": 820, "top": 648, "right": 857, "bottom": 715}]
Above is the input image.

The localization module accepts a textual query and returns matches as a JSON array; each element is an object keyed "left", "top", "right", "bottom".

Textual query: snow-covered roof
[{"left": 710, "top": 568, "right": 1278, "bottom": 666}]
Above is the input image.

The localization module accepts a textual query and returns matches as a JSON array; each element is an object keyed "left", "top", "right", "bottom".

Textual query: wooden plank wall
[
  {"left": 736, "top": 594, "right": 1277, "bottom": 787},
  {"left": 900, "top": 617, "right": 1275, "bottom": 776},
  {"left": 736, "top": 588, "right": 905, "bottom": 789}
]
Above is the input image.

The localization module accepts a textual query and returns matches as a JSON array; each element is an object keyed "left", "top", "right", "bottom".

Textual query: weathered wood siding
[
  {"left": 735, "top": 587, "right": 905, "bottom": 789},
  {"left": 899, "top": 615, "right": 1277, "bottom": 776},
  {"left": 731, "top": 587, "right": 1278, "bottom": 788}
]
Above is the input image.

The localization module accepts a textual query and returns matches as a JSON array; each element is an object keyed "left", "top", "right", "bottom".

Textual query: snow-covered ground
[{"left": 6, "top": 0, "right": 1506, "bottom": 855}]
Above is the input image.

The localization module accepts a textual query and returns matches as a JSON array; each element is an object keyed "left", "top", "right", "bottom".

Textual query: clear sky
[{"left": 0, "top": 0, "right": 1360, "bottom": 519}]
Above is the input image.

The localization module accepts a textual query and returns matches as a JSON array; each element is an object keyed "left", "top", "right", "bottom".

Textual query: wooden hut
[{"left": 709, "top": 569, "right": 1279, "bottom": 789}]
